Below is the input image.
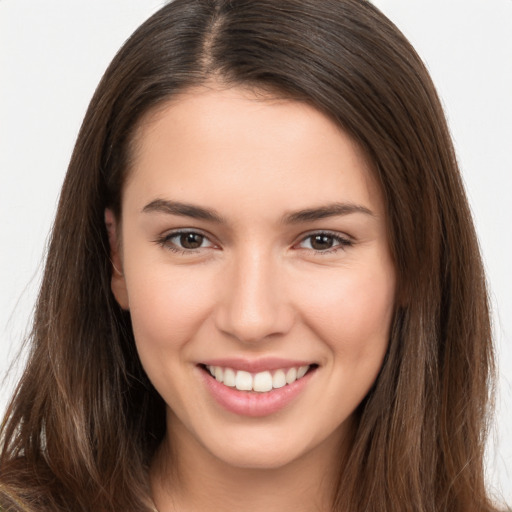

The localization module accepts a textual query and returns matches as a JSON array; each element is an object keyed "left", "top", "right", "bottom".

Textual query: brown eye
[
  {"left": 310, "top": 234, "right": 335, "bottom": 251},
  {"left": 297, "top": 232, "right": 352, "bottom": 253},
  {"left": 158, "top": 230, "right": 214, "bottom": 252},
  {"left": 179, "top": 232, "right": 205, "bottom": 249}
]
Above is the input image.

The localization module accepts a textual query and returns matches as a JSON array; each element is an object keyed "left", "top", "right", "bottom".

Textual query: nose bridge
[{"left": 215, "top": 246, "right": 292, "bottom": 343}]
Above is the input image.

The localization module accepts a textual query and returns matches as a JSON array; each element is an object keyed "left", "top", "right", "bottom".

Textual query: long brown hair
[{"left": 0, "top": 1, "right": 498, "bottom": 510}]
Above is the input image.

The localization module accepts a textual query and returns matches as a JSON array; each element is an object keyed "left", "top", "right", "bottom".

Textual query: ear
[{"left": 105, "top": 208, "right": 129, "bottom": 310}]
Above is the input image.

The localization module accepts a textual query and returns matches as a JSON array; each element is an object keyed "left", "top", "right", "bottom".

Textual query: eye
[
  {"left": 297, "top": 232, "right": 352, "bottom": 253},
  {"left": 175, "top": 232, "right": 207, "bottom": 249},
  {"left": 156, "top": 230, "right": 216, "bottom": 253}
]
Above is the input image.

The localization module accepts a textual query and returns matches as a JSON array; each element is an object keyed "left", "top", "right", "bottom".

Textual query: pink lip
[
  {"left": 198, "top": 363, "right": 316, "bottom": 418},
  {"left": 200, "top": 357, "right": 313, "bottom": 373}
]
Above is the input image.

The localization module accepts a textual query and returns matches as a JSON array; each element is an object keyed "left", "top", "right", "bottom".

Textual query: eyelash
[{"left": 154, "top": 230, "right": 353, "bottom": 255}]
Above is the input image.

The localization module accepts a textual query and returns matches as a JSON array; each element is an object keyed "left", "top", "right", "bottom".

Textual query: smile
[
  {"left": 199, "top": 361, "right": 318, "bottom": 417},
  {"left": 205, "top": 365, "right": 310, "bottom": 392}
]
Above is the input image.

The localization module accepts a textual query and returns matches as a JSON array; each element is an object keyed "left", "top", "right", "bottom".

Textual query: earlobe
[{"left": 105, "top": 208, "right": 129, "bottom": 310}]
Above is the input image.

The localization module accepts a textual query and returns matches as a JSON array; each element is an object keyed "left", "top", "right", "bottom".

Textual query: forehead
[{"left": 123, "top": 85, "right": 383, "bottom": 219}]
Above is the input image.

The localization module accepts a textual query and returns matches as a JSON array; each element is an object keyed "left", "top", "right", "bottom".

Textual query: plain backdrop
[{"left": 1, "top": 0, "right": 510, "bottom": 505}]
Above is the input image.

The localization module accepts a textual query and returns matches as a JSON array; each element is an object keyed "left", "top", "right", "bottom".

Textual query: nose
[{"left": 214, "top": 248, "right": 294, "bottom": 344}]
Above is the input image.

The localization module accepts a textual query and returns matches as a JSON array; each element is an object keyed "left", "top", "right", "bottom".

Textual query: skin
[{"left": 107, "top": 85, "right": 396, "bottom": 512}]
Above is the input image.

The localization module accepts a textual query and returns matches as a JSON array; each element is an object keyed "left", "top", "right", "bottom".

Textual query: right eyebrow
[{"left": 142, "top": 199, "right": 226, "bottom": 223}]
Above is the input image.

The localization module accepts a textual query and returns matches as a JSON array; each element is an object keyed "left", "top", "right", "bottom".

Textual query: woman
[{"left": 0, "top": 0, "right": 500, "bottom": 510}]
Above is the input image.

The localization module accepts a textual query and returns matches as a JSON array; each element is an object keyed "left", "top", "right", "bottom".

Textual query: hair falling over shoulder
[{"left": 0, "top": 1, "right": 503, "bottom": 510}]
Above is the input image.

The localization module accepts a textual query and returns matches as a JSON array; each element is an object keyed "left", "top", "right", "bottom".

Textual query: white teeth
[
  {"left": 297, "top": 365, "right": 308, "bottom": 379},
  {"left": 206, "top": 364, "right": 311, "bottom": 392},
  {"left": 235, "top": 370, "right": 253, "bottom": 391},
  {"left": 223, "top": 368, "right": 236, "bottom": 387},
  {"left": 285, "top": 367, "right": 297, "bottom": 384},
  {"left": 272, "top": 369, "right": 287, "bottom": 389},
  {"left": 253, "top": 371, "right": 273, "bottom": 392}
]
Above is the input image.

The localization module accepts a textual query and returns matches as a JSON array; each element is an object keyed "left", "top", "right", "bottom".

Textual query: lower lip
[{"left": 199, "top": 367, "right": 314, "bottom": 417}]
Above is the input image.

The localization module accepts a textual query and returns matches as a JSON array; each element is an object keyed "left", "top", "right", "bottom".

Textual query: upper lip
[{"left": 199, "top": 357, "right": 315, "bottom": 373}]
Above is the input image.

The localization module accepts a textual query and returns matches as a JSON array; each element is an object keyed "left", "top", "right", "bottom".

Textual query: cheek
[
  {"left": 296, "top": 263, "right": 395, "bottom": 361},
  {"left": 124, "top": 264, "right": 216, "bottom": 355}
]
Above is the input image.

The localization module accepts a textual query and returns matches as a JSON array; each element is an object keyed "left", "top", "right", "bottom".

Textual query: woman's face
[{"left": 109, "top": 86, "right": 396, "bottom": 470}]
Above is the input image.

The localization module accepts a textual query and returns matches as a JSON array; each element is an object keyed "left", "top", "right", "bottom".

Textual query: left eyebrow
[{"left": 282, "top": 202, "right": 375, "bottom": 224}]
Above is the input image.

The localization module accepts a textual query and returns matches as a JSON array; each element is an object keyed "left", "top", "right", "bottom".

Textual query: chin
[
  {"left": 193, "top": 419, "right": 347, "bottom": 472},
  {"left": 212, "top": 442, "right": 304, "bottom": 470}
]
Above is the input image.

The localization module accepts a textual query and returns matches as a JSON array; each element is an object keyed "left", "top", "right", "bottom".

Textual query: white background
[{"left": 0, "top": 0, "right": 510, "bottom": 505}]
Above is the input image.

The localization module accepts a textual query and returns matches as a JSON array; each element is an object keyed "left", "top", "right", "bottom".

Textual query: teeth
[
  {"left": 272, "top": 369, "right": 286, "bottom": 389},
  {"left": 235, "top": 370, "right": 253, "bottom": 391},
  {"left": 223, "top": 368, "right": 236, "bottom": 387},
  {"left": 253, "top": 371, "right": 273, "bottom": 392},
  {"left": 297, "top": 365, "right": 308, "bottom": 379},
  {"left": 206, "top": 364, "right": 311, "bottom": 392},
  {"left": 285, "top": 367, "right": 297, "bottom": 384}
]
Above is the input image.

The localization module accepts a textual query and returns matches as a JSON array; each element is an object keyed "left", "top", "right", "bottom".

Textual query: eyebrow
[
  {"left": 142, "top": 199, "right": 225, "bottom": 223},
  {"left": 282, "top": 203, "right": 375, "bottom": 224},
  {"left": 142, "top": 199, "right": 374, "bottom": 224}
]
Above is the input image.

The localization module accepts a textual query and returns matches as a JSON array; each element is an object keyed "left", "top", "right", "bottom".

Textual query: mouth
[
  {"left": 198, "top": 360, "right": 318, "bottom": 417},
  {"left": 200, "top": 363, "right": 317, "bottom": 393}
]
